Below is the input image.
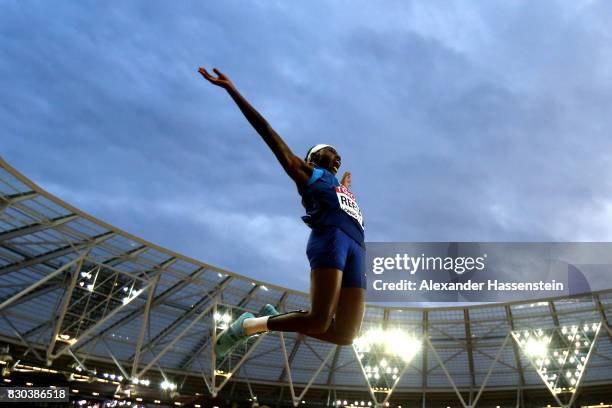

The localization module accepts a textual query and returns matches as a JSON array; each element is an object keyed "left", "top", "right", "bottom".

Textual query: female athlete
[{"left": 198, "top": 67, "right": 366, "bottom": 360}]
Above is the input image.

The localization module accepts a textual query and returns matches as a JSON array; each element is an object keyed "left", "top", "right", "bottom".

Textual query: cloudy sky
[{"left": 2, "top": 1, "right": 612, "bottom": 292}]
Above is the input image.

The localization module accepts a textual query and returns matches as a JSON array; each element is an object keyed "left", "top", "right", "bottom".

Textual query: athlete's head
[{"left": 305, "top": 144, "right": 341, "bottom": 175}]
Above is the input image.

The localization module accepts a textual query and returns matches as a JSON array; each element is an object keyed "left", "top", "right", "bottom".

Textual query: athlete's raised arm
[{"left": 199, "top": 67, "right": 311, "bottom": 190}]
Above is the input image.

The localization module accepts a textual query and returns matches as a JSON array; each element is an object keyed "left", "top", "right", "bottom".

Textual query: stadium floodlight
[
  {"left": 354, "top": 327, "right": 422, "bottom": 363},
  {"left": 354, "top": 327, "right": 421, "bottom": 407},
  {"left": 122, "top": 288, "right": 143, "bottom": 305},
  {"left": 512, "top": 321, "right": 601, "bottom": 399},
  {"left": 161, "top": 380, "right": 177, "bottom": 390},
  {"left": 57, "top": 334, "right": 76, "bottom": 345},
  {"left": 524, "top": 337, "right": 548, "bottom": 358},
  {"left": 214, "top": 311, "right": 232, "bottom": 330}
]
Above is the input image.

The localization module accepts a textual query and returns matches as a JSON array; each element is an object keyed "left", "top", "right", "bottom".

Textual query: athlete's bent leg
[
  {"left": 266, "top": 267, "right": 342, "bottom": 334},
  {"left": 302, "top": 286, "right": 365, "bottom": 345}
]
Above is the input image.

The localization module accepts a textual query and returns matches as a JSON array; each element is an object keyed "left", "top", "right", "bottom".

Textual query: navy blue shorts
[{"left": 306, "top": 226, "right": 366, "bottom": 289}]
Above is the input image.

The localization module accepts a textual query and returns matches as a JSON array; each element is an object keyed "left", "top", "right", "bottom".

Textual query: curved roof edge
[{"left": 2, "top": 155, "right": 611, "bottom": 312}]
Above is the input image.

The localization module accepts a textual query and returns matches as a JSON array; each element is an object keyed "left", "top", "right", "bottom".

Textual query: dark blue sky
[{"left": 2, "top": 1, "right": 612, "bottom": 291}]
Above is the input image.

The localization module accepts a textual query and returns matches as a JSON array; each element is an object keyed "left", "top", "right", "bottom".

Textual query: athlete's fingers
[
  {"left": 199, "top": 67, "right": 228, "bottom": 88},
  {"left": 198, "top": 67, "right": 213, "bottom": 79},
  {"left": 213, "top": 67, "right": 225, "bottom": 79},
  {"left": 341, "top": 172, "right": 352, "bottom": 188}
]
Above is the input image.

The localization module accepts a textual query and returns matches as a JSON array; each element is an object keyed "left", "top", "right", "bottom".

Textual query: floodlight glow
[
  {"left": 367, "top": 328, "right": 422, "bottom": 362},
  {"left": 161, "top": 380, "right": 176, "bottom": 390},
  {"left": 524, "top": 338, "right": 548, "bottom": 358}
]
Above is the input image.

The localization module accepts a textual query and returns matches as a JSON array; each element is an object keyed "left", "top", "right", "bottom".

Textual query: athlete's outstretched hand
[
  {"left": 340, "top": 172, "right": 351, "bottom": 189},
  {"left": 198, "top": 67, "right": 235, "bottom": 90}
]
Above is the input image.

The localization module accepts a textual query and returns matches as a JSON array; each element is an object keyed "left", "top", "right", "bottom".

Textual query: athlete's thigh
[
  {"left": 334, "top": 287, "right": 365, "bottom": 336},
  {"left": 310, "top": 267, "right": 343, "bottom": 318}
]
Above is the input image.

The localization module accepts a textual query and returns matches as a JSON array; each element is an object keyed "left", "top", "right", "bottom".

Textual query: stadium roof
[{"left": 1, "top": 156, "right": 611, "bottom": 407}]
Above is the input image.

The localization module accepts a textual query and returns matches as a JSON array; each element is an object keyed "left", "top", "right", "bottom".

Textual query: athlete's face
[{"left": 316, "top": 147, "right": 342, "bottom": 175}]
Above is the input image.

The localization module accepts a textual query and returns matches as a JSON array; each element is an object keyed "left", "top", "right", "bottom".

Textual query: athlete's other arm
[
  {"left": 340, "top": 172, "right": 351, "bottom": 189},
  {"left": 198, "top": 67, "right": 312, "bottom": 191}
]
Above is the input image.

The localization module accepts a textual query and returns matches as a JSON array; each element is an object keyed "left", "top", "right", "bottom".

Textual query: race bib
[{"left": 336, "top": 186, "right": 364, "bottom": 229}]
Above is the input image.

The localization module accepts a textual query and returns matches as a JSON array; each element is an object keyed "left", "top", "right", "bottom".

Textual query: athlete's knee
[
  {"left": 334, "top": 327, "right": 360, "bottom": 345},
  {"left": 306, "top": 312, "right": 333, "bottom": 333}
]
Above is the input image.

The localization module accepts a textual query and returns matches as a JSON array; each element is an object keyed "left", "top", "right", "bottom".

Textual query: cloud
[{"left": 3, "top": 0, "right": 612, "bottom": 293}]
